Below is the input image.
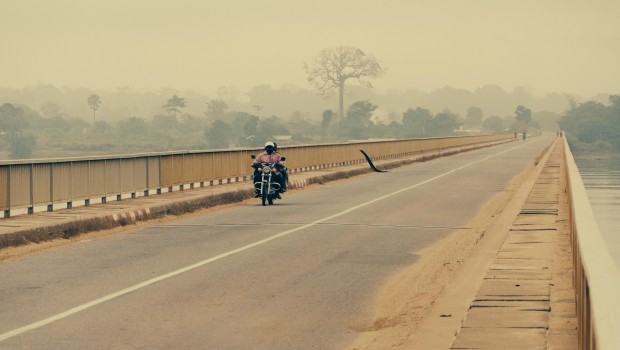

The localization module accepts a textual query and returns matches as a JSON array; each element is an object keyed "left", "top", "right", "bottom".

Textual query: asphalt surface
[{"left": 0, "top": 135, "right": 554, "bottom": 350}]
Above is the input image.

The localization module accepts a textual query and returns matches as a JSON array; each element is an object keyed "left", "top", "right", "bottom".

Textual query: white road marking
[{"left": 0, "top": 141, "right": 535, "bottom": 342}]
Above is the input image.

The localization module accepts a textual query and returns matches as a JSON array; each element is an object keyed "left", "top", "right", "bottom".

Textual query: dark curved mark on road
[{"left": 360, "top": 150, "right": 388, "bottom": 172}]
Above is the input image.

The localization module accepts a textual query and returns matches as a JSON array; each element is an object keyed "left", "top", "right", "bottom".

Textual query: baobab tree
[
  {"left": 304, "top": 46, "right": 385, "bottom": 129},
  {"left": 87, "top": 94, "right": 101, "bottom": 124}
]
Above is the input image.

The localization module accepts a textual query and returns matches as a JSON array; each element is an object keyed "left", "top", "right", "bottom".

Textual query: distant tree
[
  {"left": 204, "top": 120, "right": 233, "bottom": 149},
  {"left": 178, "top": 113, "right": 205, "bottom": 134},
  {"left": 205, "top": 99, "right": 228, "bottom": 120},
  {"left": 0, "top": 103, "right": 36, "bottom": 159},
  {"left": 563, "top": 94, "right": 578, "bottom": 111},
  {"left": 402, "top": 107, "right": 433, "bottom": 137},
  {"left": 482, "top": 116, "right": 504, "bottom": 133},
  {"left": 515, "top": 105, "right": 532, "bottom": 124},
  {"left": 47, "top": 116, "right": 73, "bottom": 133},
  {"left": 558, "top": 101, "right": 608, "bottom": 145},
  {"left": 151, "top": 114, "right": 179, "bottom": 132},
  {"left": 93, "top": 120, "right": 111, "bottom": 134},
  {"left": 288, "top": 114, "right": 320, "bottom": 143},
  {"left": 162, "top": 95, "right": 186, "bottom": 118},
  {"left": 116, "top": 117, "right": 148, "bottom": 138},
  {"left": 431, "top": 110, "right": 461, "bottom": 135},
  {"left": 40, "top": 101, "right": 63, "bottom": 118},
  {"left": 232, "top": 113, "right": 261, "bottom": 147},
  {"left": 258, "top": 116, "right": 289, "bottom": 142},
  {"left": 342, "top": 100, "right": 377, "bottom": 139},
  {"left": 321, "top": 109, "right": 333, "bottom": 140},
  {"left": 305, "top": 46, "right": 385, "bottom": 129},
  {"left": 465, "top": 106, "right": 484, "bottom": 127},
  {"left": 8, "top": 135, "right": 36, "bottom": 159},
  {"left": 87, "top": 94, "right": 102, "bottom": 125},
  {"left": 0, "top": 103, "right": 28, "bottom": 137}
]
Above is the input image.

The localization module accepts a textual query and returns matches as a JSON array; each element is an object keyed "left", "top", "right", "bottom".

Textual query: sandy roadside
[{"left": 345, "top": 150, "right": 541, "bottom": 350}]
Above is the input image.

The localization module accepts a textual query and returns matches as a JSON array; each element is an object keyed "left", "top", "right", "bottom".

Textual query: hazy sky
[{"left": 2, "top": 0, "right": 618, "bottom": 97}]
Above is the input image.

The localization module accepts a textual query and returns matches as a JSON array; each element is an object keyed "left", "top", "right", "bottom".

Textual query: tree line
[
  {"left": 1, "top": 95, "right": 544, "bottom": 160},
  {"left": 559, "top": 95, "right": 620, "bottom": 152}
]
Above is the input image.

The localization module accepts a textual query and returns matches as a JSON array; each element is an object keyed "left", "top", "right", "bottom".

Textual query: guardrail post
[
  {"left": 28, "top": 164, "right": 34, "bottom": 214},
  {"left": 85, "top": 161, "right": 90, "bottom": 207},
  {"left": 48, "top": 164, "right": 54, "bottom": 212},
  {"left": 5, "top": 165, "right": 10, "bottom": 218},
  {"left": 102, "top": 159, "right": 107, "bottom": 203},
  {"left": 117, "top": 159, "right": 122, "bottom": 201},
  {"left": 157, "top": 155, "right": 162, "bottom": 195},
  {"left": 67, "top": 161, "right": 73, "bottom": 209}
]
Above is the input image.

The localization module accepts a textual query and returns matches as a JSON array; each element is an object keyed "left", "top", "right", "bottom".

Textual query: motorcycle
[{"left": 251, "top": 155, "right": 287, "bottom": 206}]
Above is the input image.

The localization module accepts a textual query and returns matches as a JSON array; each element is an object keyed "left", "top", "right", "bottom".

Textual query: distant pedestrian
[
  {"left": 522, "top": 131, "right": 527, "bottom": 141},
  {"left": 514, "top": 130, "right": 518, "bottom": 139}
]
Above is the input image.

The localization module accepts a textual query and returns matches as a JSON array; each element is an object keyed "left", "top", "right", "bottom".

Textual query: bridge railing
[
  {"left": 563, "top": 138, "right": 620, "bottom": 349},
  {"left": 0, "top": 134, "right": 511, "bottom": 218}
]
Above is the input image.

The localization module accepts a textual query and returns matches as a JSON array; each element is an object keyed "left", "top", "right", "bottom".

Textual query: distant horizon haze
[{"left": 1, "top": 0, "right": 618, "bottom": 98}]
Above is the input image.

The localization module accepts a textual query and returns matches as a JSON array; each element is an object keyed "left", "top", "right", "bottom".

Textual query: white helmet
[{"left": 264, "top": 141, "right": 275, "bottom": 148}]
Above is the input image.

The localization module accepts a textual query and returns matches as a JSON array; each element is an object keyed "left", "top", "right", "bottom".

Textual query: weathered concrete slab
[
  {"left": 549, "top": 315, "right": 579, "bottom": 331},
  {"left": 505, "top": 232, "right": 555, "bottom": 244},
  {"left": 471, "top": 300, "right": 550, "bottom": 311},
  {"left": 497, "top": 243, "right": 554, "bottom": 259},
  {"left": 514, "top": 215, "right": 557, "bottom": 226},
  {"left": 477, "top": 279, "right": 550, "bottom": 298},
  {"left": 550, "top": 290, "right": 576, "bottom": 303},
  {"left": 486, "top": 269, "right": 551, "bottom": 280},
  {"left": 460, "top": 307, "right": 549, "bottom": 328},
  {"left": 491, "top": 258, "right": 551, "bottom": 271},
  {"left": 451, "top": 327, "right": 547, "bottom": 349},
  {"left": 499, "top": 242, "right": 553, "bottom": 252},
  {"left": 547, "top": 333, "right": 578, "bottom": 350}
]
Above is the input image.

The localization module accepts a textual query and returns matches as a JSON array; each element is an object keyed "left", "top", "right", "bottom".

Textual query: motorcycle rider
[{"left": 252, "top": 141, "right": 285, "bottom": 198}]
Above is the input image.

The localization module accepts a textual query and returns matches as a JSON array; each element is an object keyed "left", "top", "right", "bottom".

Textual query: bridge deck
[{"left": 0, "top": 138, "right": 578, "bottom": 348}]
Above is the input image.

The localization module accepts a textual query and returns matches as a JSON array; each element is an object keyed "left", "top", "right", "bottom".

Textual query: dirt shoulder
[{"left": 345, "top": 146, "right": 545, "bottom": 350}]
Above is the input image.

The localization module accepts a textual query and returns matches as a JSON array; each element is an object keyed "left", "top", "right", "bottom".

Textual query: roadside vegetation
[
  {"left": 558, "top": 95, "right": 620, "bottom": 153},
  {"left": 0, "top": 96, "right": 551, "bottom": 161}
]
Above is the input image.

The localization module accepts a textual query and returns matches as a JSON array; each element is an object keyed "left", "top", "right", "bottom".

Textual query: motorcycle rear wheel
[{"left": 268, "top": 197, "right": 274, "bottom": 205}]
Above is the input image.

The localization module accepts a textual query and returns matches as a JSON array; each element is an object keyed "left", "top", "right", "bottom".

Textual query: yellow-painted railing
[
  {"left": 563, "top": 138, "right": 620, "bottom": 349},
  {"left": 0, "top": 134, "right": 511, "bottom": 218}
]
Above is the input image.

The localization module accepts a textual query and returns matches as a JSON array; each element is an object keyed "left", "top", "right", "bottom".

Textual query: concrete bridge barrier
[
  {"left": 0, "top": 134, "right": 510, "bottom": 218},
  {"left": 563, "top": 138, "right": 620, "bottom": 349}
]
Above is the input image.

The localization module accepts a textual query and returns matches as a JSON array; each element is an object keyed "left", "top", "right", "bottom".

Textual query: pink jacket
[{"left": 253, "top": 152, "right": 284, "bottom": 173}]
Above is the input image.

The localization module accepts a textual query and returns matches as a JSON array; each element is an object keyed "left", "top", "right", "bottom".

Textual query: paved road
[{"left": 0, "top": 136, "right": 553, "bottom": 349}]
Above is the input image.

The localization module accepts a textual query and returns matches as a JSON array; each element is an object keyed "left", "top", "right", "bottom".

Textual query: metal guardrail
[
  {"left": 0, "top": 134, "right": 511, "bottom": 218},
  {"left": 563, "top": 138, "right": 620, "bottom": 349}
]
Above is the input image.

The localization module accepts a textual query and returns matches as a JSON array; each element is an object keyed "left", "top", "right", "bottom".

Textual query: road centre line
[{"left": 0, "top": 141, "right": 534, "bottom": 342}]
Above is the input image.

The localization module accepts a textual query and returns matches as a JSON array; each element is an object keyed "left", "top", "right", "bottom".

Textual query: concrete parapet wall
[{"left": 563, "top": 139, "right": 620, "bottom": 349}]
